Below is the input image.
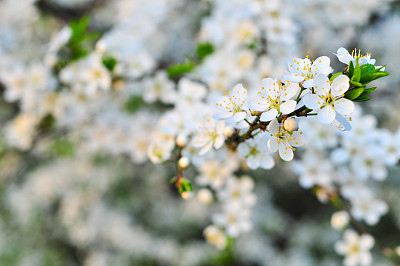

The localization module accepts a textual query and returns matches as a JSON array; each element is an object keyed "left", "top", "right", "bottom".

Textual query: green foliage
[
  {"left": 345, "top": 59, "right": 390, "bottom": 102},
  {"left": 178, "top": 178, "right": 192, "bottom": 193},
  {"left": 37, "top": 113, "right": 56, "bottom": 133},
  {"left": 359, "top": 64, "right": 390, "bottom": 84},
  {"left": 49, "top": 139, "right": 74, "bottom": 158},
  {"left": 124, "top": 95, "right": 146, "bottom": 113},
  {"left": 351, "top": 59, "right": 361, "bottom": 83},
  {"left": 167, "top": 61, "right": 195, "bottom": 79},
  {"left": 56, "top": 17, "right": 100, "bottom": 69},
  {"left": 102, "top": 56, "right": 117, "bottom": 71},
  {"left": 345, "top": 87, "right": 365, "bottom": 100},
  {"left": 196, "top": 42, "right": 214, "bottom": 60}
]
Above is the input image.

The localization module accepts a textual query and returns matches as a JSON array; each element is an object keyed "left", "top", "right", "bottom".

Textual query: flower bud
[
  {"left": 176, "top": 134, "right": 187, "bottom": 147},
  {"left": 224, "top": 126, "right": 234, "bottom": 137},
  {"left": 181, "top": 191, "right": 193, "bottom": 200},
  {"left": 330, "top": 211, "right": 350, "bottom": 230},
  {"left": 283, "top": 118, "right": 299, "bottom": 131},
  {"left": 395, "top": 246, "right": 400, "bottom": 256},
  {"left": 197, "top": 188, "right": 213, "bottom": 205},
  {"left": 178, "top": 157, "right": 189, "bottom": 168}
]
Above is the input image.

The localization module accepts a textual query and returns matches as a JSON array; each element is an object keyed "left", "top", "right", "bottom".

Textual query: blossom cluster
[{"left": 0, "top": 0, "right": 400, "bottom": 265}]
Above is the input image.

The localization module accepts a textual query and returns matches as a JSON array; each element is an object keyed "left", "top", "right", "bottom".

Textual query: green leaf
[
  {"left": 178, "top": 179, "right": 192, "bottom": 193},
  {"left": 330, "top": 72, "right": 343, "bottom": 81},
  {"left": 364, "top": 87, "right": 377, "bottom": 94},
  {"left": 360, "top": 63, "right": 375, "bottom": 74},
  {"left": 124, "top": 96, "right": 145, "bottom": 113},
  {"left": 349, "top": 80, "right": 363, "bottom": 88},
  {"left": 345, "top": 87, "right": 365, "bottom": 100},
  {"left": 102, "top": 56, "right": 117, "bottom": 71},
  {"left": 351, "top": 58, "right": 361, "bottom": 82},
  {"left": 49, "top": 139, "right": 74, "bottom": 157},
  {"left": 69, "top": 16, "right": 89, "bottom": 45},
  {"left": 353, "top": 91, "right": 371, "bottom": 102},
  {"left": 196, "top": 42, "right": 214, "bottom": 60},
  {"left": 167, "top": 62, "right": 194, "bottom": 78},
  {"left": 348, "top": 61, "right": 354, "bottom": 77},
  {"left": 360, "top": 71, "right": 390, "bottom": 84}
]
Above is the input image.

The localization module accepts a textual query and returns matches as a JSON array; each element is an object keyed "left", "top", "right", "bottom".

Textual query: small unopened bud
[
  {"left": 181, "top": 191, "right": 193, "bottom": 200},
  {"left": 178, "top": 157, "right": 189, "bottom": 168},
  {"left": 250, "top": 110, "right": 262, "bottom": 116},
  {"left": 197, "top": 188, "right": 213, "bottom": 205},
  {"left": 395, "top": 246, "right": 400, "bottom": 256},
  {"left": 176, "top": 134, "right": 187, "bottom": 147},
  {"left": 330, "top": 211, "right": 350, "bottom": 230},
  {"left": 283, "top": 118, "right": 299, "bottom": 131},
  {"left": 224, "top": 126, "right": 234, "bottom": 137}
]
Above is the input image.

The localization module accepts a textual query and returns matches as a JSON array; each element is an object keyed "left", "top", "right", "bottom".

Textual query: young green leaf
[{"left": 345, "top": 87, "right": 365, "bottom": 100}]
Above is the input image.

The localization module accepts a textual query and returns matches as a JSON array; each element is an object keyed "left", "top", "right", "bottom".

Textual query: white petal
[
  {"left": 280, "top": 100, "right": 296, "bottom": 114},
  {"left": 333, "top": 114, "right": 352, "bottom": 131},
  {"left": 259, "top": 154, "right": 274, "bottom": 169},
  {"left": 311, "top": 56, "right": 332, "bottom": 76},
  {"left": 238, "top": 142, "right": 250, "bottom": 156},
  {"left": 231, "top": 112, "right": 247, "bottom": 122},
  {"left": 278, "top": 142, "right": 293, "bottom": 161},
  {"left": 334, "top": 98, "right": 354, "bottom": 116},
  {"left": 331, "top": 75, "right": 350, "bottom": 97},
  {"left": 267, "top": 119, "right": 279, "bottom": 135},
  {"left": 360, "top": 234, "right": 374, "bottom": 249},
  {"left": 303, "top": 94, "right": 322, "bottom": 109},
  {"left": 302, "top": 79, "right": 314, "bottom": 88},
  {"left": 199, "top": 142, "right": 213, "bottom": 155},
  {"left": 289, "top": 131, "right": 305, "bottom": 147},
  {"left": 216, "top": 120, "right": 225, "bottom": 133},
  {"left": 260, "top": 109, "right": 278, "bottom": 121},
  {"left": 214, "top": 135, "right": 225, "bottom": 149},
  {"left": 261, "top": 77, "right": 275, "bottom": 89},
  {"left": 212, "top": 112, "right": 233, "bottom": 120},
  {"left": 248, "top": 97, "right": 269, "bottom": 111},
  {"left": 281, "top": 82, "right": 299, "bottom": 100},
  {"left": 267, "top": 136, "right": 278, "bottom": 152},
  {"left": 313, "top": 73, "right": 330, "bottom": 96},
  {"left": 231, "top": 83, "right": 248, "bottom": 104},
  {"left": 215, "top": 96, "right": 231, "bottom": 111},
  {"left": 335, "top": 47, "right": 352, "bottom": 65},
  {"left": 247, "top": 156, "right": 259, "bottom": 169},
  {"left": 318, "top": 105, "right": 336, "bottom": 124}
]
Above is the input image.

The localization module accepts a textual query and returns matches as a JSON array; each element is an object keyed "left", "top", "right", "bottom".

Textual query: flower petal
[
  {"left": 303, "top": 94, "right": 322, "bottom": 109},
  {"left": 259, "top": 154, "right": 274, "bottom": 169},
  {"left": 213, "top": 112, "right": 233, "bottom": 120},
  {"left": 335, "top": 47, "right": 353, "bottom": 65},
  {"left": 248, "top": 97, "right": 269, "bottom": 111},
  {"left": 280, "top": 100, "right": 297, "bottom": 114},
  {"left": 331, "top": 75, "right": 350, "bottom": 97},
  {"left": 214, "top": 135, "right": 225, "bottom": 149},
  {"left": 289, "top": 131, "right": 305, "bottom": 147},
  {"left": 302, "top": 79, "right": 314, "bottom": 88},
  {"left": 267, "top": 136, "right": 278, "bottom": 152},
  {"left": 318, "top": 105, "right": 336, "bottom": 124},
  {"left": 238, "top": 142, "right": 250, "bottom": 157},
  {"left": 231, "top": 111, "right": 247, "bottom": 123},
  {"left": 311, "top": 56, "right": 332, "bottom": 76},
  {"left": 313, "top": 73, "right": 330, "bottom": 96},
  {"left": 333, "top": 114, "right": 352, "bottom": 131},
  {"left": 278, "top": 142, "right": 293, "bottom": 161},
  {"left": 267, "top": 119, "right": 280, "bottom": 135},
  {"left": 247, "top": 156, "right": 259, "bottom": 169},
  {"left": 260, "top": 109, "right": 278, "bottom": 122},
  {"left": 334, "top": 98, "right": 354, "bottom": 116}
]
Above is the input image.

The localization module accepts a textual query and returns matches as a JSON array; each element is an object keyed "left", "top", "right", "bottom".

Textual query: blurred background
[{"left": 0, "top": 0, "right": 400, "bottom": 265}]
